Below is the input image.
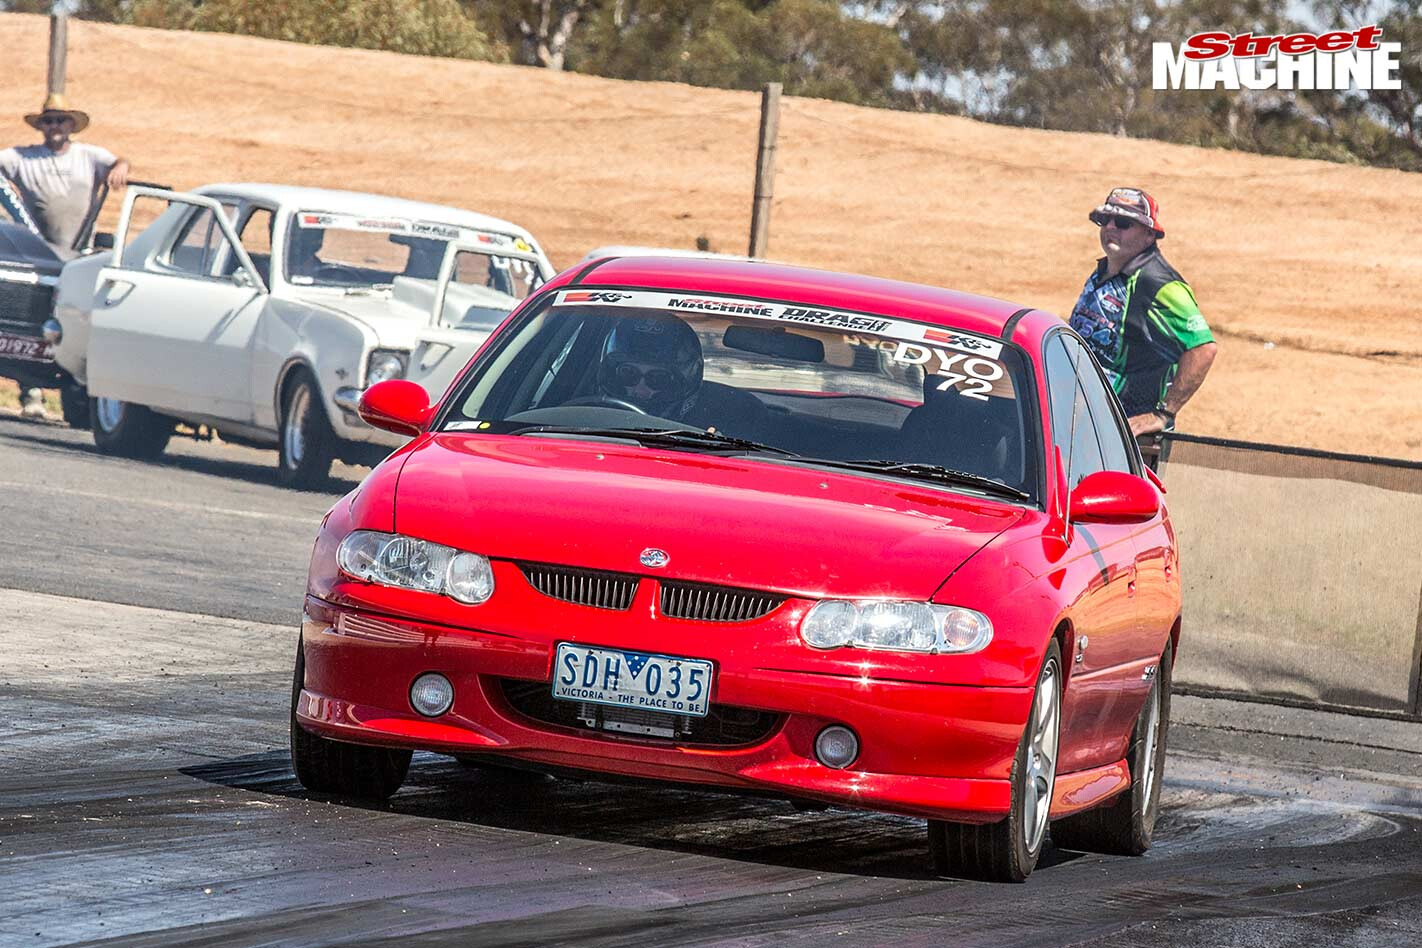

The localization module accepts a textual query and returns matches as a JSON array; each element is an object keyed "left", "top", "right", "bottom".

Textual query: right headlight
[
  {"left": 365, "top": 348, "right": 409, "bottom": 387},
  {"left": 336, "top": 530, "right": 494, "bottom": 604},
  {"left": 800, "top": 600, "right": 992, "bottom": 654}
]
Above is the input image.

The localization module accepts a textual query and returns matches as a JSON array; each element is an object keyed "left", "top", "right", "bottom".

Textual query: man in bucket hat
[
  {"left": 1070, "top": 187, "right": 1217, "bottom": 454},
  {"left": 1, "top": 93, "right": 131, "bottom": 254}
]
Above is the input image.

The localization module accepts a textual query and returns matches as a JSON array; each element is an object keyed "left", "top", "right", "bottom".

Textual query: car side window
[
  {"left": 1064, "top": 335, "right": 1134, "bottom": 474},
  {"left": 165, "top": 206, "right": 237, "bottom": 278},
  {"left": 1045, "top": 334, "right": 1107, "bottom": 486},
  {"left": 228, "top": 206, "right": 274, "bottom": 285},
  {"left": 1044, "top": 336, "right": 1078, "bottom": 475}
]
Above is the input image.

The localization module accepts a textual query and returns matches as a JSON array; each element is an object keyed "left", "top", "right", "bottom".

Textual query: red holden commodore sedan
[{"left": 291, "top": 257, "right": 1180, "bottom": 882}]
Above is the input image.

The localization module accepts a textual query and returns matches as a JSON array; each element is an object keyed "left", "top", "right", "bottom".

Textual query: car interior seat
[{"left": 899, "top": 378, "right": 1022, "bottom": 485}]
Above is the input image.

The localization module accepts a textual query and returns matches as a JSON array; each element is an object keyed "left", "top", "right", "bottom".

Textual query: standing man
[
  {"left": 1070, "top": 188, "right": 1217, "bottom": 445},
  {"left": 0, "top": 93, "right": 130, "bottom": 255}
]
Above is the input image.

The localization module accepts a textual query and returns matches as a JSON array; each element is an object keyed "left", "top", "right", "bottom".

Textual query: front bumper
[{"left": 295, "top": 589, "right": 1035, "bottom": 823}]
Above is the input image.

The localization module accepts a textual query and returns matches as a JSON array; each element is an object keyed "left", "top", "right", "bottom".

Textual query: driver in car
[
  {"left": 597, "top": 316, "right": 704, "bottom": 419},
  {"left": 591, "top": 314, "right": 766, "bottom": 439}
]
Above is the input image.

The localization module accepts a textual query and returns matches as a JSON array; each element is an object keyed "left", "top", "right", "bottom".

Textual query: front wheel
[
  {"left": 929, "top": 640, "right": 1062, "bottom": 882},
  {"left": 1051, "top": 644, "right": 1172, "bottom": 856},
  {"left": 277, "top": 372, "right": 337, "bottom": 490},
  {"left": 289, "top": 636, "right": 410, "bottom": 800},
  {"left": 90, "top": 396, "right": 172, "bottom": 459}
]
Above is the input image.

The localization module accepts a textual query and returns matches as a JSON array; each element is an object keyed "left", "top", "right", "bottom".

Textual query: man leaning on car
[
  {"left": 1, "top": 94, "right": 131, "bottom": 417},
  {"left": 1069, "top": 188, "right": 1217, "bottom": 463}
]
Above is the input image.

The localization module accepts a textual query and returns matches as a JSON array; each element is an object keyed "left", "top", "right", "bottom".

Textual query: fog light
[
  {"left": 410, "top": 672, "right": 454, "bottom": 717},
  {"left": 814, "top": 725, "right": 859, "bottom": 770}
]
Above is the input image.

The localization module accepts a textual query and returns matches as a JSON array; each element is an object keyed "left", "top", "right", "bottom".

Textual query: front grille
[
  {"left": 499, "top": 678, "right": 782, "bottom": 747},
  {"left": 659, "top": 581, "right": 784, "bottom": 622},
  {"left": 0, "top": 279, "right": 53, "bottom": 333},
  {"left": 518, "top": 562, "right": 638, "bottom": 610}
]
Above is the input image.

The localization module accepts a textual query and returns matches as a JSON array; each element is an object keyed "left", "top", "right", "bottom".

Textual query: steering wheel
[
  {"left": 314, "top": 264, "right": 362, "bottom": 283},
  {"left": 563, "top": 395, "right": 648, "bottom": 414}
]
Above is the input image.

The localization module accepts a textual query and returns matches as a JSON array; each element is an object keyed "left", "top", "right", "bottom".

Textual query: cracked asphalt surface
[{"left": 1, "top": 414, "right": 1420, "bottom": 947}]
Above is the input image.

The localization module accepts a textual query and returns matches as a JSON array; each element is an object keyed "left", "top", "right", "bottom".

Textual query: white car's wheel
[
  {"left": 277, "top": 372, "right": 337, "bottom": 489},
  {"left": 90, "top": 396, "right": 172, "bottom": 459},
  {"left": 929, "top": 640, "right": 1062, "bottom": 882}
]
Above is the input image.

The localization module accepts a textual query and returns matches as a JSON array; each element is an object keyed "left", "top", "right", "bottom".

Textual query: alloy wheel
[{"left": 1023, "top": 658, "right": 1060, "bottom": 854}]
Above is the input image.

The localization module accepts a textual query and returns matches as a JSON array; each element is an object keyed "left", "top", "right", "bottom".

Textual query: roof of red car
[{"left": 559, "top": 256, "right": 1044, "bottom": 340}]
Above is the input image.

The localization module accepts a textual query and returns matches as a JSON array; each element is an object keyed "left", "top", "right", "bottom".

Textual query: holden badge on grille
[{"left": 639, "top": 548, "right": 669, "bottom": 569}]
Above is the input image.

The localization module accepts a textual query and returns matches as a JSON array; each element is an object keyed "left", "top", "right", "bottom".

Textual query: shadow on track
[
  {"left": 0, "top": 418, "right": 366, "bottom": 494},
  {"left": 183, "top": 749, "right": 1088, "bottom": 881}
]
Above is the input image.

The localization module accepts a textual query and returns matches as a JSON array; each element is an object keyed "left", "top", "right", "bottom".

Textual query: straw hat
[{"left": 24, "top": 93, "right": 90, "bottom": 133}]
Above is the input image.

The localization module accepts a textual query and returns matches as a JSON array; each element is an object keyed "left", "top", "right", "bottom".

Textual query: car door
[
  {"left": 1045, "top": 332, "right": 1145, "bottom": 773},
  {"left": 88, "top": 187, "right": 268, "bottom": 421},
  {"left": 404, "top": 241, "right": 549, "bottom": 402}
]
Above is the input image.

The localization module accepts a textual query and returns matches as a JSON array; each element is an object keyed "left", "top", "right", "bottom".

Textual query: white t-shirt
[{"left": 0, "top": 142, "right": 117, "bottom": 250}]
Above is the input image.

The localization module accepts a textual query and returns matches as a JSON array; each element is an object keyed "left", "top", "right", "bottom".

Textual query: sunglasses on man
[
  {"left": 614, "top": 363, "right": 678, "bottom": 392},
  {"left": 37, "top": 115, "right": 71, "bottom": 128},
  {"left": 1100, "top": 215, "right": 1140, "bottom": 231}
]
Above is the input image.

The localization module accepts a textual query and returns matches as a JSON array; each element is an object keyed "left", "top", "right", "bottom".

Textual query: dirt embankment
[{"left": 2, "top": 13, "right": 1418, "bottom": 458}]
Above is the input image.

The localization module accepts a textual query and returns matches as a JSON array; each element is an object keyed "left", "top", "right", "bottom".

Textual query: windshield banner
[
  {"left": 555, "top": 289, "right": 1005, "bottom": 359},
  {"left": 295, "top": 211, "right": 531, "bottom": 251}
]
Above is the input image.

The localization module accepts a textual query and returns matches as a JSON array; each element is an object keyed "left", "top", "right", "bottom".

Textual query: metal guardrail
[{"left": 1157, "top": 430, "right": 1422, "bottom": 721}]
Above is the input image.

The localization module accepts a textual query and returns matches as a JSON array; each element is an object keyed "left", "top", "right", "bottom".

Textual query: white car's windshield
[
  {"left": 442, "top": 288, "right": 1041, "bottom": 501},
  {"left": 285, "top": 211, "right": 536, "bottom": 291}
]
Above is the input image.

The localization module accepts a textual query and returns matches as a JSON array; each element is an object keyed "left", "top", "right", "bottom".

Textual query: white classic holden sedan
[{"left": 52, "top": 184, "right": 554, "bottom": 487}]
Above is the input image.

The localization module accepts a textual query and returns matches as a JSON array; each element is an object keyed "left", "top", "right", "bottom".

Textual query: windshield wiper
[
  {"left": 801, "top": 459, "right": 1031, "bottom": 501},
  {"left": 510, "top": 425, "right": 798, "bottom": 457}
]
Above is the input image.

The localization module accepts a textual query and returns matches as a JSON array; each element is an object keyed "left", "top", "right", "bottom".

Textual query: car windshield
[
  {"left": 285, "top": 211, "right": 537, "bottom": 290},
  {"left": 442, "top": 288, "right": 1040, "bottom": 502}
]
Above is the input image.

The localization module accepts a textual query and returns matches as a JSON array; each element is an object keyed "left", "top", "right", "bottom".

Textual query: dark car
[{"left": 0, "top": 179, "right": 123, "bottom": 425}]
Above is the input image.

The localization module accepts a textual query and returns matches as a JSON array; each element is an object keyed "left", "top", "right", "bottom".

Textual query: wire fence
[{"left": 1157, "top": 431, "right": 1422, "bottom": 720}]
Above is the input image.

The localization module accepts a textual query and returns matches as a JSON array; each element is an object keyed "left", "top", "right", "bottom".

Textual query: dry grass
[{"left": 1, "top": 13, "right": 1419, "bottom": 457}]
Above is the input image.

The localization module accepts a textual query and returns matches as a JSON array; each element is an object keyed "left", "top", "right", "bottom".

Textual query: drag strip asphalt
[{"left": 3, "top": 413, "right": 1421, "bottom": 947}]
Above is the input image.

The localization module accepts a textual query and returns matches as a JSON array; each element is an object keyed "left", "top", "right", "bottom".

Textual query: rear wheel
[
  {"left": 90, "top": 396, "right": 172, "bottom": 459},
  {"left": 277, "top": 372, "right": 336, "bottom": 490},
  {"left": 1051, "top": 644, "right": 1172, "bottom": 856},
  {"left": 929, "top": 641, "right": 1062, "bottom": 882},
  {"left": 289, "top": 636, "right": 410, "bottom": 800}
]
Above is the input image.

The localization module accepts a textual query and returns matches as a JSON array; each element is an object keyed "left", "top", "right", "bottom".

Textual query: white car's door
[
  {"left": 404, "top": 241, "right": 549, "bottom": 401},
  {"left": 88, "top": 188, "right": 268, "bottom": 421}
]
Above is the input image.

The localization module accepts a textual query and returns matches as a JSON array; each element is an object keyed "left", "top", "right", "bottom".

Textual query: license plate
[
  {"left": 552, "top": 643, "right": 714, "bottom": 718},
  {"left": 0, "top": 331, "right": 53, "bottom": 363}
]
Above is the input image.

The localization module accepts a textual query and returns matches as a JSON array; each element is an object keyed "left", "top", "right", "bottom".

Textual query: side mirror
[
  {"left": 358, "top": 379, "right": 433, "bottom": 437},
  {"left": 93, "top": 232, "right": 115, "bottom": 250},
  {"left": 1068, "top": 470, "right": 1160, "bottom": 524}
]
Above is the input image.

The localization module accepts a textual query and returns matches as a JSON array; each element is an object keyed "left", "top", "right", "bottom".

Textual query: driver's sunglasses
[
  {"left": 37, "top": 115, "right": 70, "bottom": 128},
  {"left": 1101, "top": 215, "right": 1140, "bottom": 230},
  {"left": 614, "top": 363, "right": 677, "bottom": 391}
]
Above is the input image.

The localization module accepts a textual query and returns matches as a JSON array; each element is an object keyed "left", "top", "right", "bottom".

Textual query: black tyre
[
  {"left": 289, "top": 636, "right": 410, "bottom": 800},
  {"left": 929, "top": 641, "right": 1062, "bottom": 883},
  {"left": 1051, "top": 644, "right": 1172, "bottom": 856},
  {"left": 60, "top": 382, "right": 89, "bottom": 428},
  {"left": 90, "top": 396, "right": 172, "bottom": 459},
  {"left": 277, "top": 372, "right": 337, "bottom": 490}
]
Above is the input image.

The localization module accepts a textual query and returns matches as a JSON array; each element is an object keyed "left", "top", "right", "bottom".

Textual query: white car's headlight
[
  {"left": 337, "top": 530, "right": 494, "bottom": 605},
  {"left": 800, "top": 600, "right": 992, "bottom": 654},
  {"left": 365, "top": 349, "right": 408, "bottom": 386}
]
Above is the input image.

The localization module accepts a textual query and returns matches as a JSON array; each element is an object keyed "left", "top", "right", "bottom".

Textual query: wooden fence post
[{"left": 747, "top": 83, "right": 781, "bottom": 258}]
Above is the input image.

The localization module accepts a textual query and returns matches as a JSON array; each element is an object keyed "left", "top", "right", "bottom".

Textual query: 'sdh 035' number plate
[{"left": 553, "top": 643, "right": 713, "bottom": 717}]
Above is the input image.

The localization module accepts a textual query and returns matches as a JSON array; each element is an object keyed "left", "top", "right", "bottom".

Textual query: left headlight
[
  {"left": 365, "top": 349, "right": 409, "bottom": 387},
  {"left": 800, "top": 600, "right": 993, "bottom": 654},
  {"left": 337, "top": 530, "right": 494, "bottom": 605}
]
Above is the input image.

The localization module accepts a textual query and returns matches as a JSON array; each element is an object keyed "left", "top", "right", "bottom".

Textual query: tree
[{"left": 474, "top": 0, "right": 600, "bottom": 69}]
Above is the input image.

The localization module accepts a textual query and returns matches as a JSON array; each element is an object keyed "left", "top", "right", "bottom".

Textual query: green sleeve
[{"left": 1152, "top": 280, "right": 1213, "bottom": 349}]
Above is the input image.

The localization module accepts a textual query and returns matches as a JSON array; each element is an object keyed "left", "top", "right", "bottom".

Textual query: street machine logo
[{"left": 1154, "top": 26, "right": 1401, "bottom": 90}]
